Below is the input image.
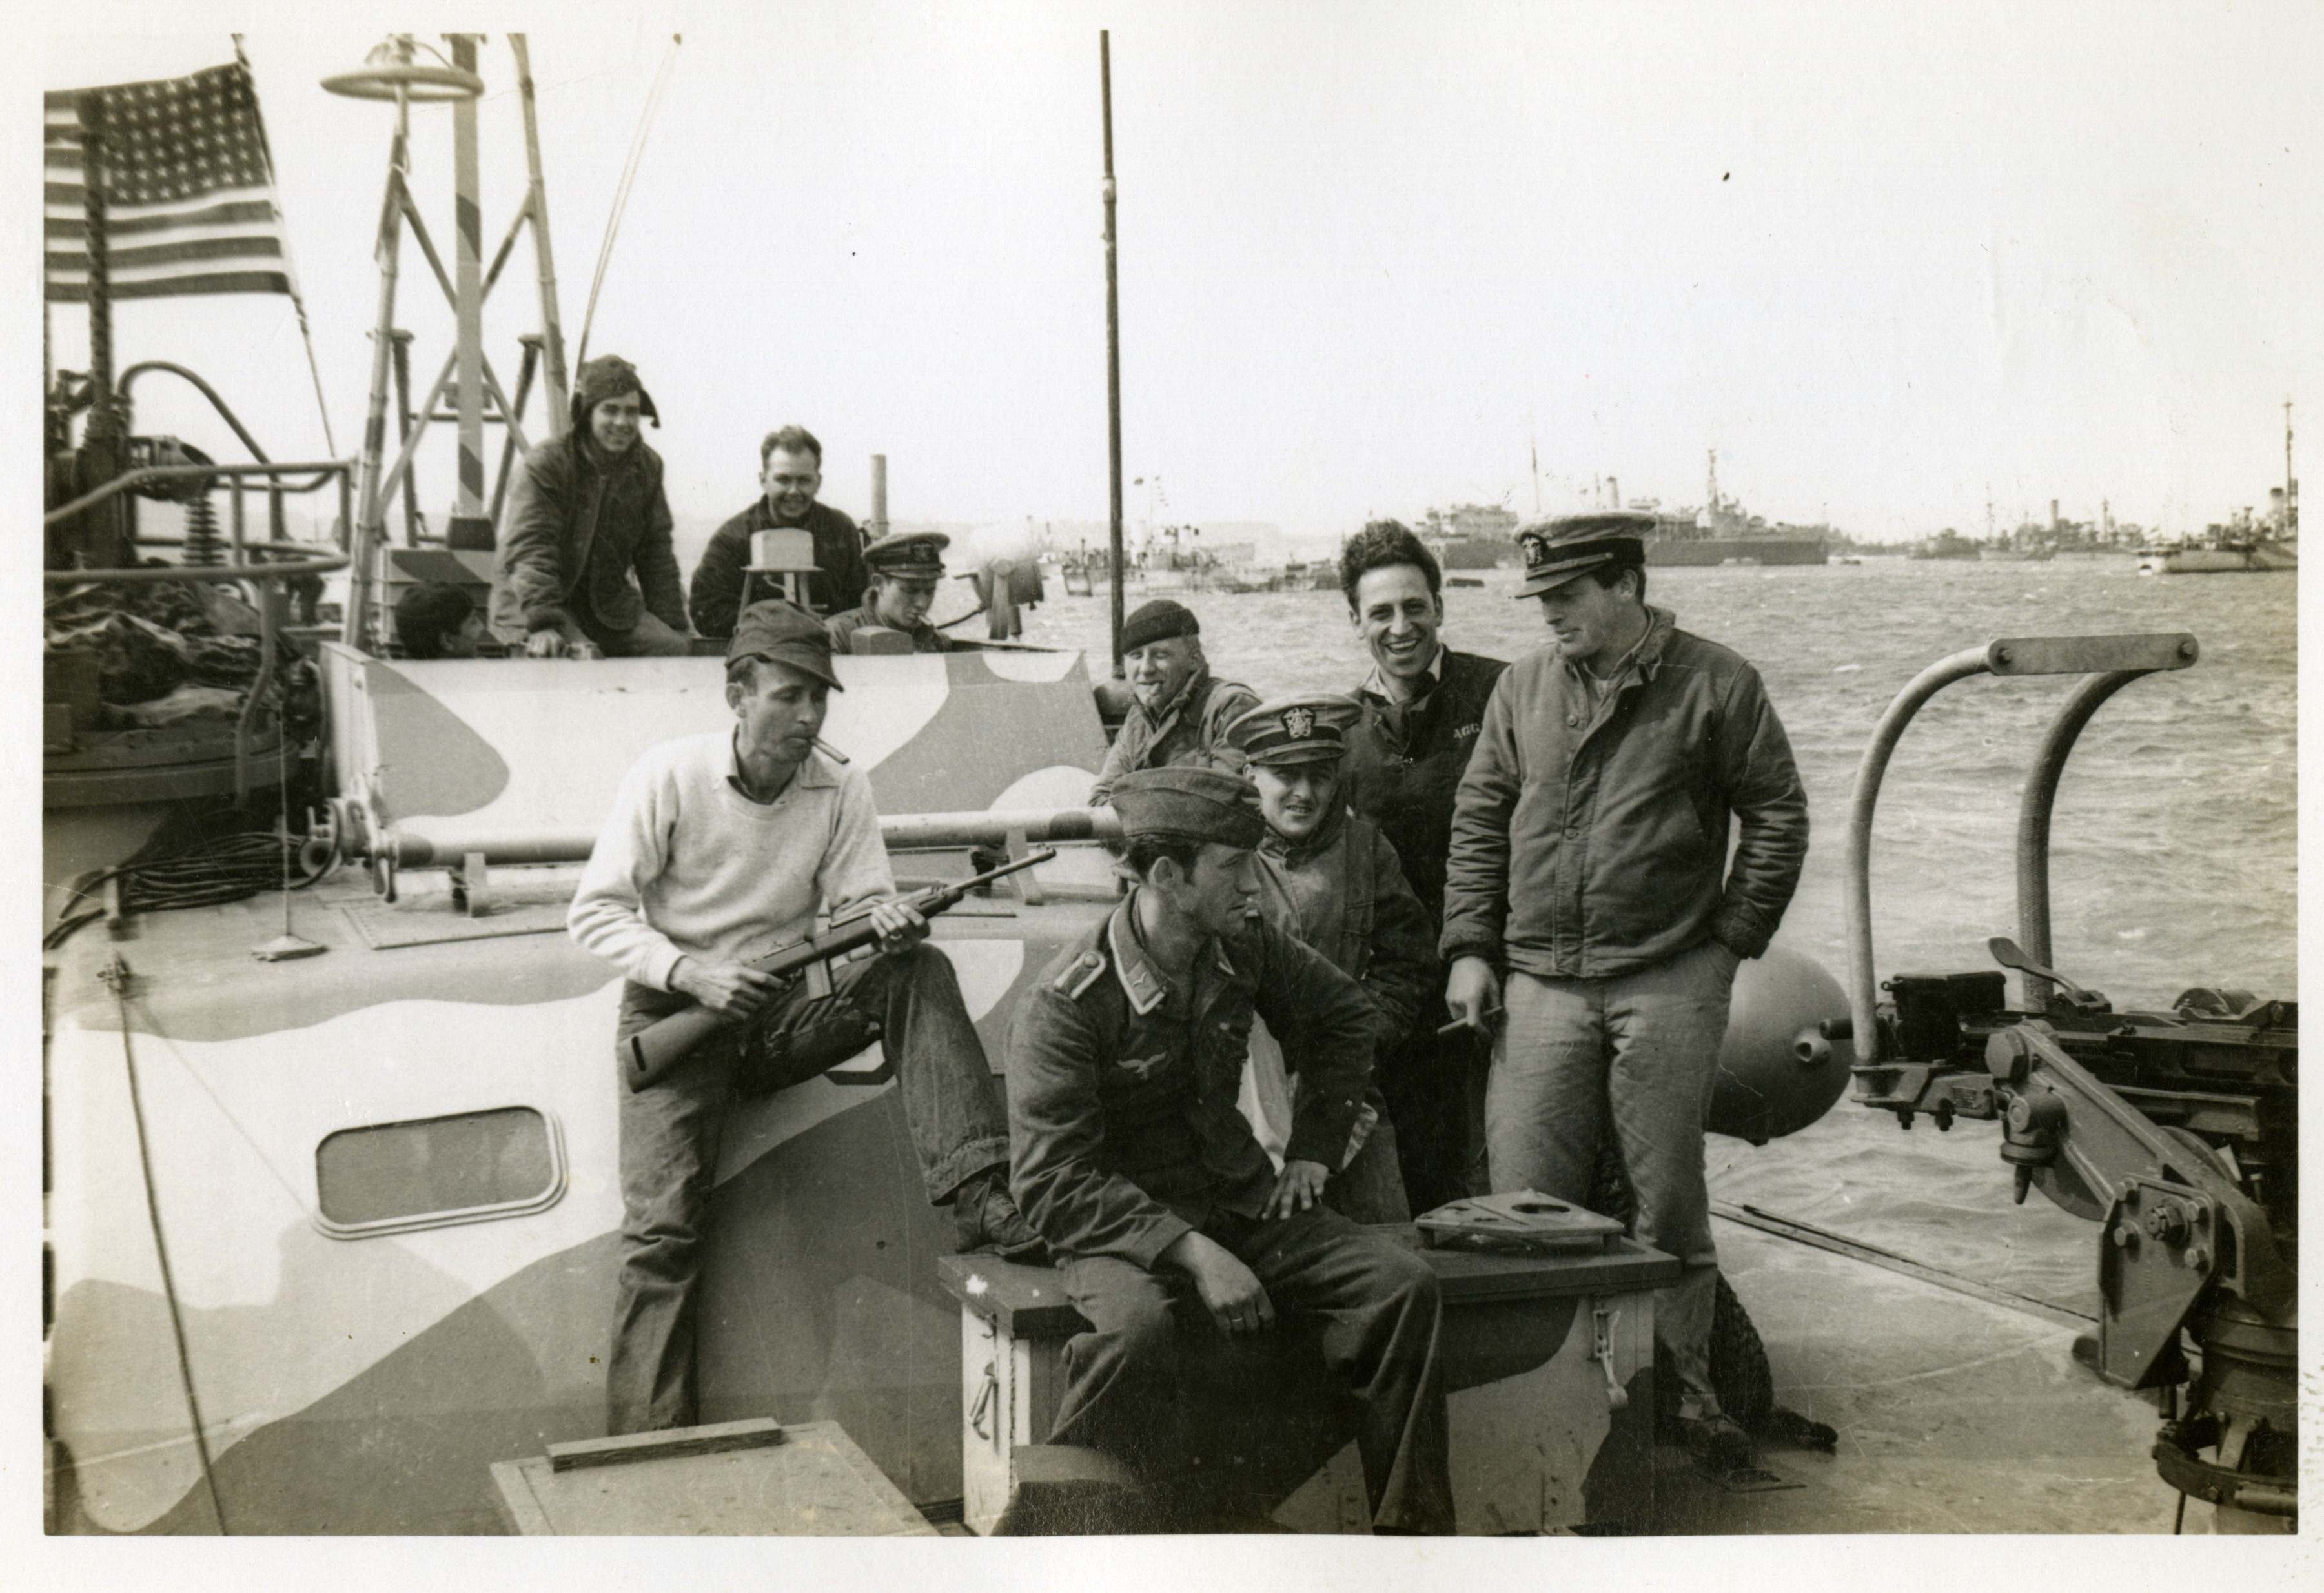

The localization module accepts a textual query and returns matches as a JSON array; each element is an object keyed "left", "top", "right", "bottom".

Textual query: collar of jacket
[
  {"left": 1136, "top": 664, "right": 1213, "bottom": 727},
  {"left": 1562, "top": 604, "right": 1677, "bottom": 691},
  {"left": 1358, "top": 642, "right": 1444, "bottom": 705},
  {"left": 1260, "top": 800, "right": 1349, "bottom": 869},
  {"left": 573, "top": 427, "right": 646, "bottom": 480},
  {"left": 1106, "top": 888, "right": 1237, "bottom": 1015}
]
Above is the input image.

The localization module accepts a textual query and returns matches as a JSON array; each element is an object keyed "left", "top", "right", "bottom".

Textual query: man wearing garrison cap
[
  {"left": 824, "top": 531, "right": 964, "bottom": 654},
  {"left": 572, "top": 600, "right": 1043, "bottom": 1435},
  {"left": 1087, "top": 598, "right": 1260, "bottom": 806},
  {"left": 1008, "top": 766, "right": 1454, "bottom": 1532},
  {"left": 490, "top": 354, "right": 691, "bottom": 658},
  {"left": 1224, "top": 693, "right": 1440, "bottom": 1225},
  {"left": 1440, "top": 511, "right": 1808, "bottom": 1469}
]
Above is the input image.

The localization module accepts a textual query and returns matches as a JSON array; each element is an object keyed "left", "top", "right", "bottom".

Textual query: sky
[{"left": 33, "top": 2, "right": 2323, "bottom": 548}]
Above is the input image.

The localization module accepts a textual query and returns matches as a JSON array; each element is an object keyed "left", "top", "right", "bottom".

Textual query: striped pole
[{"left": 445, "top": 34, "right": 491, "bottom": 551}]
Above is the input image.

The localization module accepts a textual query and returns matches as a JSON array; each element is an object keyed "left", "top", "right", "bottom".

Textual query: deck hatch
[{"left": 314, "top": 1105, "right": 566, "bottom": 1237}]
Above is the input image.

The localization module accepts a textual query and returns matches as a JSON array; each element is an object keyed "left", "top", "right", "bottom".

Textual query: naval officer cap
[
  {"left": 1119, "top": 598, "right": 1201, "bottom": 654},
  {"left": 1110, "top": 766, "right": 1267, "bottom": 849},
  {"left": 864, "top": 530, "right": 950, "bottom": 580},
  {"left": 1226, "top": 693, "right": 1361, "bottom": 768},
  {"left": 1513, "top": 510, "right": 1653, "bottom": 599},
  {"left": 727, "top": 599, "right": 844, "bottom": 690}
]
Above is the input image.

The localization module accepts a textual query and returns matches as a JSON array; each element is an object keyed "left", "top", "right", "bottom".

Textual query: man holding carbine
[{"left": 569, "top": 599, "right": 1042, "bottom": 1435}]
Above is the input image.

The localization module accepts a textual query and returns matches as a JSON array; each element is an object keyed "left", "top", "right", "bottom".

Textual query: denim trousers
[
  {"left": 1485, "top": 937, "right": 1740, "bottom": 1417},
  {"left": 605, "top": 943, "right": 1010, "bottom": 1434},
  {"left": 1051, "top": 1206, "right": 1454, "bottom": 1533}
]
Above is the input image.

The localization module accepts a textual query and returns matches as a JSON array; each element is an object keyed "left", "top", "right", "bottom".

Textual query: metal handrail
[
  {"left": 44, "top": 458, "right": 354, "bottom": 529},
  {"left": 1842, "top": 634, "right": 2197, "bottom": 1062}
]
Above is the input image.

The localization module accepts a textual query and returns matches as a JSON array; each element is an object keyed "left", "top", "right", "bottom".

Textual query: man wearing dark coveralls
[
  {"left": 1225, "top": 693, "right": 1440, "bottom": 1226},
  {"left": 1337, "top": 521, "right": 1509, "bottom": 1212},
  {"left": 688, "top": 424, "right": 872, "bottom": 636},
  {"left": 1439, "top": 511, "right": 1807, "bottom": 1467},
  {"left": 824, "top": 531, "right": 964, "bottom": 653},
  {"left": 1086, "top": 599, "right": 1260, "bottom": 806},
  {"left": 489, "top": 354, "right": 692, "bottom": 658},
  {"left": 1008, "top": 766, "right": 1455, "bottom": 1533},
  {"left": 569, "top": 601, "right": 1041, "bottom": 1435}
]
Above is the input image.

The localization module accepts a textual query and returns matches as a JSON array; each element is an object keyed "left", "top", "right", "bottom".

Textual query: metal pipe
[
  {"left": 42, "top": 542, "right": 347, "bottom": 586},
  {"left": 2013, "top": 669, "right": 2157, "bottom": 1011},
  {"left": 1100, "top": 31, "right": 1125, "bottom": 679},
  {"left": 45, "top": 462, "right": 353, "bottom": 525},
  {"left": 348, "top": 83, "right": 415, "bottom": 648},
  {"left": 870, "top": 454, "right": 888, "bottom": 539},
  {"left": 511, "top": 35, "right": 571, "bottom": 430},
  {"left": 1842, "top": 646, "right": 1992, "bottom": 1062},
  {"left": 378, "top": 805, "right": 1124, "bottom": 869}
]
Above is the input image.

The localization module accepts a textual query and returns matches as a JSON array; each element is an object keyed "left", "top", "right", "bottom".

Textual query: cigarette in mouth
[{"left": 813, "top": 736, "right": 851, "bottom": 764}]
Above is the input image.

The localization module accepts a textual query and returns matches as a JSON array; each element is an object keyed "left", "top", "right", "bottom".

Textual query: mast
[
  {"left": 2287, "top": 400, "right": 2297, "bottom": 538},
  {"left": 1101, "top": 31, "right": 1125, "bottom": 678}
]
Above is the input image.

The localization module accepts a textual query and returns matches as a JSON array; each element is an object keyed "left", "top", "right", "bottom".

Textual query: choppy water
[{"left": 1007, "top": 554, "right": 2298, "bottom": 1314}]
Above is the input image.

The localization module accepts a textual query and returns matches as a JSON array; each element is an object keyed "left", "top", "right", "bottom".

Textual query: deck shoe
[
  {"left": 955, "top": 1172, "right": 1050, "bottom": 1264},
  {"left": 1677, "top": 1412, "right": 1753, "bottom": 1472}
]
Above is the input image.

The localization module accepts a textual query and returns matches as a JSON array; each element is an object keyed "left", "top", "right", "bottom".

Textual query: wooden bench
[{"left": 937, "top": 1224, "right": 1678, "bottom": 1534}]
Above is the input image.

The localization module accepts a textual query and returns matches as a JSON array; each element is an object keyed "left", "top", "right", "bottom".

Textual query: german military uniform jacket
[{"left": 1007, "top": 891, "right": 1378, "bottom": 1269}]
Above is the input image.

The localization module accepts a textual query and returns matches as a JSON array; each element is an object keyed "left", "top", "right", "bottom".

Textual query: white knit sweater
[{"left": 569, "top": 730, "right": 893, "bottom": 991}]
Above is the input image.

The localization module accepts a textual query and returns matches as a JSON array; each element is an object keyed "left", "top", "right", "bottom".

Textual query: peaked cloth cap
[
  {"left": 1110, "top": 766, "right": 1265, "bottom": 849},
  {"left": 862, "top": 530, "right": 950, "bottom": 578},
  {"left": 1226, "top": 693, "right": 1361, "bottom": 767},
  {"left": 1120, "top": 598, "right": 1201, "bottom": 654},
  {"left": 727, "top": 599, "right": 844, "bottom": 690},
  {"left": 570, "top": 354, "right": 660, "bottom": 430},
  {"left": 1514, "top": 510, "right": 1653, "bottom": 599}
]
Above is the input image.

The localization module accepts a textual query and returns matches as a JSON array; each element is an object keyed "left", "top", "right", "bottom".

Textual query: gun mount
[{"left": 1840, "top": 634, "right": 2298, "bottom": 1533}]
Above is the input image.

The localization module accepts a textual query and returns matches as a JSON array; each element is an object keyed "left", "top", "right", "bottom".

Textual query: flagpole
[
  {"left": 1101, "top": 30, "right": 1125, "bottom": 678},
  {"left": 74, "top": 91, "right": 130, "bottom": 570}
]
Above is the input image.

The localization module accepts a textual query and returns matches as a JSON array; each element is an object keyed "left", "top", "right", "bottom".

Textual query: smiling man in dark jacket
[
  {"left": 489, "top": 354, "right": 690, "bottom": 658},
  {"left": 1440, "top": 511, "right": 1807, "bottom": 1468}
]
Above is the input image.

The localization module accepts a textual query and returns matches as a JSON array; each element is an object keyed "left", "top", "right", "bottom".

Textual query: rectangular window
[{"left": 315, "top": 1106, "right": 564, "bottom": 1237}]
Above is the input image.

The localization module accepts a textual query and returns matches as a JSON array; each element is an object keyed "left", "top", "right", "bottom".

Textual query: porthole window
[{"left": 315, "top": 1106, "right": 565, "bottom": 1237}]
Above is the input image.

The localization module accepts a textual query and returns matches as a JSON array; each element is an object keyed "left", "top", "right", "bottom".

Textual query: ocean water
[{"left": 1004, "top": 555, "right": 2298, "bottom": 1314}]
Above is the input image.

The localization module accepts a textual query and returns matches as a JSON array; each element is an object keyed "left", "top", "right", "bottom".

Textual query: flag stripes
[{"left": 43, "top": 62, "right": 292, "bottom": 303}]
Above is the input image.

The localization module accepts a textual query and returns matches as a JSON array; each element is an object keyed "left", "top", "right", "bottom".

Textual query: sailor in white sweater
[{"left": 569, "top": 599, "right": 1041, "bottom": 1434}]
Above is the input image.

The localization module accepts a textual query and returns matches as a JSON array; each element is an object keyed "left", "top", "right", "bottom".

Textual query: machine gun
[
  {"left": 1839, "top": 633, "right": 2298, "bottom": 1532},
  {"left": 621, "top": 849, "right": 1055, "bottom": 1092}
]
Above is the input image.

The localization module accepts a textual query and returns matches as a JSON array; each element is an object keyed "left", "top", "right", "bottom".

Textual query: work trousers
[
  {"left": 1052, "top": 1206, "right": 1454, "bottom": 1533},
  {"left": 1485, "top": 936, "right": 1740, "bottom": 1418},
  {"left": 606, "top": 943, "right": 1010, "bottom": 1434}
]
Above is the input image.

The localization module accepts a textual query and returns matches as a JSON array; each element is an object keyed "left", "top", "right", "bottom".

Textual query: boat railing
[{"left": 1842, "top": 633, "right": 2199, "bottom": 1058}]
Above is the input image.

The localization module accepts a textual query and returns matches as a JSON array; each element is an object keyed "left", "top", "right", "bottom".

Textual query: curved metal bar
[
  {"left": 43, "top": 540, "right": 348, "bottom": 585},
  {"left": 1844, "top": 647, "right": 1992, "bottom": 1062},
  {"left": 117, "top": 361, "right": 275, "bottom": 465},
  {"left": 2013, "top": 669, "right": 2157, "bottom": 1011},
  {"left": 44, "top": 460, "right": 354, "bottom": 527}
]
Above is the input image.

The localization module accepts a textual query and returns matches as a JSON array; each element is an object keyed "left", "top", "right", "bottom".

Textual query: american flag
[{"left": 44, "top": 61, "right": 293, "bottom": 303}]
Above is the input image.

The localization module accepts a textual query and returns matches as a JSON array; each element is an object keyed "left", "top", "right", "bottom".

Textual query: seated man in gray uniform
[
  {"left": 824, "top": 531, "right": 963, "bottom": 654},
  {"left": 1225, "top": 692, "right": 1441, "bottom": 1225},
  {"left": 1007, "top": 766, "right": 1454, "bottom": 1533}
]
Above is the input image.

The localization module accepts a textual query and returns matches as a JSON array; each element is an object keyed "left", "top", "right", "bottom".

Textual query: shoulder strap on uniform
[{"left": 1052, "top": 948, "right": 1106, "bottom": 998}]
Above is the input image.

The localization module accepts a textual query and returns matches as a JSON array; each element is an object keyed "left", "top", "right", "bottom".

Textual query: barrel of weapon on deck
[{"left": 620, "top": 849, "right": 1056, "bottom": 1091}]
